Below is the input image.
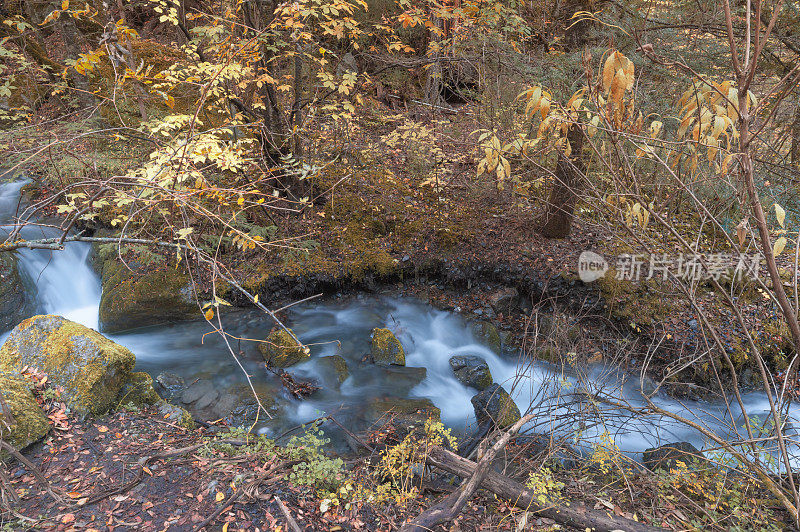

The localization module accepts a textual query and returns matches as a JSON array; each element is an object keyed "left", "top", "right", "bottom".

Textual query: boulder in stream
[
  {"left": 0, "top": 372, "right": 51, "bottom": 450},
  {"left": 155, "top": 372, "right": 185, "bottom": 400},
  {"left": 449, "top": 355, "right": 492, "bottom": 390},
  {"left": 0, "top": 315, "right": 135, "bottom": 416},
  {"left": 365, "top": 397, "right": 441, "bottom": 443},
  {"left": 97, "top": 258, "right": 197, "bottom": 333},
  {"left": 468, "top": 319, "right": 501, "bottom": 355},
  {"left": 258, "top": 328, "right": 310, "bottom": 368},
  {"left": 643, "top": 442, "right": 706, "bottom": 471},
  {"left": 471, "top": 383, "right": 521, "bottom": 428},
  {"left": 371, "top": 328, "right": 405, "bottom": 366},
  {"left": 0, "top": 254, "right": 36, "bottom": 332},
  {"left": 117, "top": 371, "right": 160, "bottom": 407}
]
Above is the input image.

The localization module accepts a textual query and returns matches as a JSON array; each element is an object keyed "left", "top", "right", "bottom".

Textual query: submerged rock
[
  {"left": 179, "top": 378, "right": 278, "bottom": 426},
  {"left": 643, "top": 442, "right": 705, "bottom": 471},
  {"left": 0, "top": 373, "right": 51, "bottom": 450},
  {"left": 258, "top": 328, "right": 309, "bottom": 368},
  {"left": 117, "top": 371, "right": 160, "bottom": 407},
  {"left": 0, "top": 315, "right": 135, "bottom": 416},
  {"left": 471, "top": 383, "right": 521, "bottom": 428},
  {"left": 318, "top": 355, "right": 349, "bottom": 386},
  {"left": 376, "top": 365, "right": 427, "bottom": 394},
  {"left": 371, "top": 328, "right": 405, "bottom": 366},
  {"left": 449, "top": 355, "right": 492, "bottom": 390},
  {"left": 98, "top": 260, "right": 197, "bottom": 333},
  {"left": 0, "top": 254, "right": 36, "bottom": 332},
  {"left": 366, "top": 397, "right": 441, "bottom": 442}
]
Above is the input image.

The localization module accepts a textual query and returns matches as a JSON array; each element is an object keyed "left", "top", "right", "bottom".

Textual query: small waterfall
[{"left": 0, "top": 178, "right": 102, "bottom": 336}]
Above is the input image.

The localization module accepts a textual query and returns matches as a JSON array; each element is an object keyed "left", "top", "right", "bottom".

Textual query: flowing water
[{"left": 2, "top": 177, "right": 799, "bottom": 464}]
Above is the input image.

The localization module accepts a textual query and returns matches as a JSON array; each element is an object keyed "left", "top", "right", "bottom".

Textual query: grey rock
[
  {"left": 471, "top": 384, "right": 521, "bottom": 428},
  {"left": 181, "top": 379, "right": 215, "bottom": 404},
  {"left": 449, "top": 355, "right": 492, "bottom": 390},
  {"left": 489, "top": 287, "right": 519, "bottom": 315},
  {"left": 642, "top": 442, "right": 705, "bottom": 471},
  {"left": 194, "top": 389, "right": 219, "bottom": 410},
  {"left": 155, "top": 372, "right": 185, "bottom": 399}
]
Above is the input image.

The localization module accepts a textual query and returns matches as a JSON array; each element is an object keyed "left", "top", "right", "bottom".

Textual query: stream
[{"left": 2, "top": 176, "right": 799, "bottom": 466}]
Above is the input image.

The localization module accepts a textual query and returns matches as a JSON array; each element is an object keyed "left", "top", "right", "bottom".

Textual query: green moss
[
  {"left": 258, "top": 328, "right": 310, "bottom": 368},
  {"left": 469, "top": 320, "right": 502, "bottom": 354},
  {"left": 371, "top": 328, "right": 405, "bottom": 366},
  {"left": 597, "top": 271, "right": 673, "bottom": 327},
  {"left": 0, "top": 373, "right": 51, "bottom": 450},
  {"left": 117, "top": 372, "right": 160, "bottom": 408},
  {"left": 99, "top": 261, "right": 197, "bottom": 333},
  {"left": 317, "top": 355, "right": 350, "bottom": 385},
  {"left": 0, "top": 315, "right": 135, "bottom": 416}
]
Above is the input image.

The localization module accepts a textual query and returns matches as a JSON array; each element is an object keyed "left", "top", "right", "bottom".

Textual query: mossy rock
[
  {"left": 449, "top": 355, "right": 492, "bottom": 390},
  {"left": 157, "top": 402, "right": 195, "bottom": 429},
  {"left": 0, "top": 253, "right": 36, "bottom": 332},
  {"left": 258, "top": 328, "right": 309, "bottom": 368},
  {"left": 469, "top": 320, "right": 502, "bottom": 354},
  {"left": 99, "top": 260, "right": 197, "bottom": 333},
  {"left": 371, "top": 328, "right": 405, "bottom": 366},
  {"left": 471, "top": 384, "right": 521, "bottom": 428},
  {"left": 0, "top": 315, "right": 135, "bottom": 417},
  {"left": 597, "top": 272, "right": 673, "bottom": 327},
  {"left": 0, "top": 373, "right": 51, "bottom": 450},
  {"left": 117, "top": 372, "right": 160, "bottom": 408},
  {"left": 317, "top": 355, "right": 350, "bottom": 386}
]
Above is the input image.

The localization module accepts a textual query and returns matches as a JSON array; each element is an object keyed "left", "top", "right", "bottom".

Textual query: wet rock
[
  {"left": 318, "top": 355, "right": 349, "bottom": 386},
  {"left": 365, "top": 397, "right": 441, "bottom": 443},
  {"left": 0, "top": 373, "right": 50, "bottom": 450},
  {"left": 471, "top": 384, "right": 521, "bottom": 428},
  {"left": 488, "top": 287, "right": 519, "bottom": 315},
  {"left": 0, "top": 254, "right": 36, "bottom": 332},
  {"left": 371, "top": 328, "right": 405, "bottom": 366},
  {"left": 643, "top": 442, "right": 705, "bottom": 471},
  {"left": 0, "top": 315, "right": 135, "bottom": 416},
  {"left": 258, "top": 328, "right": 310, "bottom": 368},
  {"left": 225, "top": 383, "right": 278, "bottom": 426},
  {"left": 117, "top": 372, "right": 160, "bottom": 407},
  {"left": 181, "top": 379, "right": 216, "bottom": 405},
  {"left": 157, "top": 402, "right": 194, "bottom": 429},
  {"left": 468, "top": 319, "right": 501, "bottom": 354},
  {"left": 98, "top": 260, "right": 197, "bottom": 333},
  {"left": 155, "top": 372, "right": 185, "bottom": 400},
  {"left": 449, "top": 355, "right": 492, "bottom": 390},
  {"left": 376, "top": 366, "right": 427, "bottom": 394}
]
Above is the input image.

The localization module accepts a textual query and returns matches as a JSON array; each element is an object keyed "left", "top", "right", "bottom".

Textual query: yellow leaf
[
  {"left": 205, "top": 309, "right": 214, "bottom": 321},
  {"left": 775, "top": 203, "right": 786, "bottom": 228},
  {"left": 222, "top": 523, "right": 229, "bottom": 532},
  {"left": 774, "top": 237, "right": 787, "bottom": 257},
  {"left": 216, "top": 492, "right": 225, "bottom": 502},
  {"left": 62, "top": 0, "right": 69, "bottom": 9}
]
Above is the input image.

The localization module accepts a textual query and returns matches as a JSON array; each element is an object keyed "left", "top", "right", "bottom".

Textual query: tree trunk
[
  {"left": 60, "top": 16, "right": 96, "bottom": 109},
  {"left": 792, "top": 92, "right": 800, "bottom": 166},
  {"left": 538, "top": 125, "right": 585, "bottom": 238},
  {"left": 425, "top": 446, "right": 666, "bottom": 532}
]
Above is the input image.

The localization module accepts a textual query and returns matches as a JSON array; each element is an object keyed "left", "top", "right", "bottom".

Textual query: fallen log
[{"left": 426, "top": 446, "right": 666, "bottom": 532}]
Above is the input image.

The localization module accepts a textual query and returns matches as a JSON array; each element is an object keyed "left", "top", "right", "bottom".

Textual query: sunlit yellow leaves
[
  {"left": 774, "top": 237, "right": 787, "bottom": 257},
  {"left": 775, "top": 204, "right": 786, "bottom": 228}
]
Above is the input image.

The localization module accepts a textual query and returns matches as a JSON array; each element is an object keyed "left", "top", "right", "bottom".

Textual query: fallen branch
[
  {"left": 425, "top": 446, "right": 666, "bottom": 532},
  {"left": 275, "top": 495, "right": 302, "bottom": 532},
  {"left": 401, "top": 414, "right": 535, "bottom": 532}
]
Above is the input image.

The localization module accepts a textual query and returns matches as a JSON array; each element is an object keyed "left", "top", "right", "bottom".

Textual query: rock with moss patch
[
  {"left": 258, "top": 328, "right": 309, "bottom": 368},
  {"left": 157, "top": 402, "right": 195, "bottom": 429},
  {"left": 643, "top": 442, "right": 705, "bottom": 472},
  {"left": 0, "top": 373, "right": 51, "bottom": 450},
  {"left": 371, "top": 328, "right": 405, "bottom": 366},
  {"left": 317, "top": 355, "right": 349, "bottom": 386},
  {"left": 471, "top": 384, "right": 521, "bottom": 428},
  {"left": 468, "top": 320, "right": 502, "bottom": 355},
  {"left": 117, "top": 372, "right": 160, "bottom": 408},
  {"left": 365, "top": 397, "right": 440, "bottom": 443},
  {"left": 449, "top": 355, "right": 492, "bottom": 390},
  {"left": 0, "top": 254, "right": 36, "bottom": 332},
  {"left": 98, "top": 260, "right": 197, "bottom": 333},
  {"left": 0, "top": 315, "right": 135, "bottom": 416}
]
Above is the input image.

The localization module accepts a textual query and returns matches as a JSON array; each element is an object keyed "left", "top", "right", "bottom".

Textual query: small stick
[{"left": 275, "top": 496, "right": 302, "bottom": 532}]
